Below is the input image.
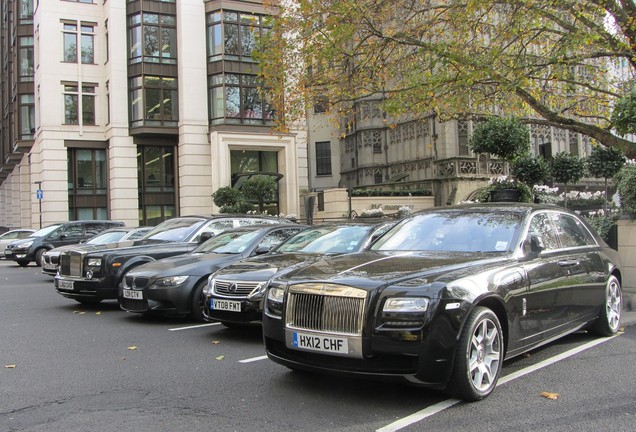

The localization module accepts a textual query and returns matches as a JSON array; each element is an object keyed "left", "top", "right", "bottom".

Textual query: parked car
[
  {"left": 0, "top": 229, "right": 35, "bottom": 257},
  {"left": 119, "top": 224, "right": 306, "bottom": 321},
  {"left": 203, "top": 221, "right": 396, "bottom": 327},
  {"left": 262, "top": 203, "right": 622, "bottom": 401},
  {"left": 41, "top": 226, "right": 152, "bottom": 276},
  {"left": 54, "top": 215, "right": 287, "bottom": 304},
  {"left": 5, "top": 220, "right": 125, "bottom": 267}
]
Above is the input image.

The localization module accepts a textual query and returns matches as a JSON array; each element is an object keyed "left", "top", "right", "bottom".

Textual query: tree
[
  {"left": 241, "top": 176, "right": 278, "bottom": 213},
  {"left": 549, "top": 153, "right": 586, "bottom": 206},
  {"left": 587, "top": 145, "right": 626, "bottom": 210},
  {"left": 212, "top": 186, "right": 255, "bottom": 214},
  {"left": 511, "top": 155, "right": 549, "bottom": 188},
  {"left": 261, "top": 0, "right": 636, "bottom": 156},
  {"left": 469, "top": 117, "right": 530, "bottom": 162}
]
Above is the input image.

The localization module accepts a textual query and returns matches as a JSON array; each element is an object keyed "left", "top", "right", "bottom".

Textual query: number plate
[
  {"left": 291, "top": 331, "right": 349, "bottom": 355},
  {"left": 58, "top": 280, "right": 74, "bottom": 290},
  {"left": 122, "top": 289, "right": 143, "bottom": 300},
  {"left": 211, "top": 298, "right": 241, "bottom": 312}
]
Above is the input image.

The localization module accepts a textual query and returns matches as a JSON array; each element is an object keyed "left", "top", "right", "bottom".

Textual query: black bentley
[{"left": 262, "top": 203, "right": 622, "bottom": 401}]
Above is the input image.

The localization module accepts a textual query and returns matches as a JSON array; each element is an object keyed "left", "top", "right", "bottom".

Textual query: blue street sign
[{"left": 36, "top": 189, "right": 43, "bottom": 200}]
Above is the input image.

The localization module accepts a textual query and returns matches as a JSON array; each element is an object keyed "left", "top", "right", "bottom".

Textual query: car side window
[
  {"left": 198, "top": 220, "right": 234, "bottom": 240},
  {"left": 84, "top": 223, "right": 105, "bottom": 237},
  {"left": 61, "top": 224, "right": 84, "bottom": 240},
  {"left": 550, "top": 213, "right": 596, "bottom": 248},
  {"left": 256, "top": 228, "right": 301, "bottom": 250},
  {"left": 528, "top": 213, "right": 560, "bottom": 251}
]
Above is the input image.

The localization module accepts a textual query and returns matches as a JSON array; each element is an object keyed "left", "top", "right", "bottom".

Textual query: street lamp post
[{"left": 34, "top": 181, "right": 42, "bottom": 229}]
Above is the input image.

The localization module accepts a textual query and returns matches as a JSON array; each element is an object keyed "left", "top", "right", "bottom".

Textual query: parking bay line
[
  {"left": 168, "top": 322, "right": 222, "bottom": 331},
  {"left": 376, "top": 334, "right": 619, "bottom": 432},
  {"left": 239, "top": 355, "right": 268, "bottom": 363}
]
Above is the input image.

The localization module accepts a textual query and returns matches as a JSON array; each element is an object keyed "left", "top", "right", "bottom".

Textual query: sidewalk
[{"left": 622, "top": 306, "right": 636, "bottom": 327}]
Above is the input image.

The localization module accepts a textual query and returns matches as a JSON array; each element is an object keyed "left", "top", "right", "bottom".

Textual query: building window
[
  {"left": 105, "top": 19, "right": 109, "bottom": 63},
  {"left": 230, "top": 150, "right": 280, "bottom": 215},
  {"left": 63, "top": 83, "right": 96, "bottom": 125},
  {"left": 63, "top": 23, "right": 78, "bottom": 63},
  {"left": 374, "top": 172, "right": 383, "bottom": 184},
  {"left": 315, "top": 141, "right": 332, "bottom": 176},
  {"left": 62, "top": 22, "right": 95, "bottom": 64},
  {"left": 128, "top": 12, "right": 177, "bottom": 65},
  {"left": 458, "top": 120, "right": 469, "bottom": 156},
  {"left": 129, "top": 76, "right": 178, "bottom": 127},
  {"left": 68, "top": 148, "right": 108, "bottom": 220},
  {"left": 18, "top": 36, "right": 34, "bottom": 82},
  {"left": 18, "top": 0, "right": 33, "bottom": 25},
  {"left": 19, "top": 94, "right": 35, "bottom": 140},
  {"left": 209, "top": 73, "right": 274, "bottom": 125},
  {"left": 138, "top": 146, "right": 176, "bottom": 226},
  {"left": 313, "top": 96, "right": 329, "bottom": 114},
  {"left": 206, "top": 11, "right": 268, "bottom": 63},
  {"left": 568, "top": 132, "right": 579, "bottom": 156}
]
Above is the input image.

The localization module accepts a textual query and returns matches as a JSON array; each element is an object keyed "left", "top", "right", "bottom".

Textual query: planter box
[{"left": 617, "top": 219, "right": 636, "bottom": 310}]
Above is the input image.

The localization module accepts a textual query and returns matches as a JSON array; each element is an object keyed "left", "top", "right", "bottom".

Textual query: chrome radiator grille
[
  {"left": 285, "top": 284, "right": 367, "bottom": 336},
  {"left": 213, "top": 279, "right": 261, "bottom": 297},
  {"left": 60, "top": 252, "right": 83, "bottom": 277}
]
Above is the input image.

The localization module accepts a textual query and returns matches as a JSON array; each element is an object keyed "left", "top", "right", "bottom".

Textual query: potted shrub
[
  {"left": 469, "top": 117, "right": 532, "bottom": 202},
  {"left": 548, "top": 152, "right": 586, "bottom": 207},
  {"left": 587, "top": 145, "right": 626, "bottom": 211}
]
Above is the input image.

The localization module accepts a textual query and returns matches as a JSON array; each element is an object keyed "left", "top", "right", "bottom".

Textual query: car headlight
[
  {"left": 87, "top": 258, "right": 102, "bottom": 267},
  {"left": 155, "top": 276, "right": 189, "bottom": 287},
  {"left": 203, "top": 274, "right": 215, "bottom": 296},
  {"left": 383, "top": 297, "right": 430, "bottom": 313},
  {"left": 20, "top": 240, "right": 33, "bottom": 248},
  {"left": 247, "top": 282, "right": 266, "bottom": 299},
  {"left": 267, "top": 287, "right": 285, "bottom": 303}
]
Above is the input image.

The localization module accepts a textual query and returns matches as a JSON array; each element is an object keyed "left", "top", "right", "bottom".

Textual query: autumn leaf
[
  {"left": 127, "top": 346, "right": 138, "bottom": 351},
  {"left": 215, "top": 355, "right": 225, "bottom": 361},
  {"left": 95, "top": 312, "right": 102, "bottom": 315},
  {"left": 212, "top": 340, "right": 221, "bottom": 345},
  {"left": 4, "top": 364, "right": 16, "bottom": 369},
  {"left": 540, "top": 391, "right": 559, "bottom": 400},
  {"left": 78, "top": 312, "right": 86, "bottom": 315}
]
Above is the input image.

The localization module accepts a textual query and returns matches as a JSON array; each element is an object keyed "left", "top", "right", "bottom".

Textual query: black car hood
[
  {"left": 276, "top": 250, "right": 509, "bottom": 288},
  {"left": 126, "top": 253, "right": 241, "bottom": 278},
  {"left": 213, "top": 253, "right": 327, "bottom": 282},
  {"left": 81, "top": 241, "right": 191, "bottom": 257}
]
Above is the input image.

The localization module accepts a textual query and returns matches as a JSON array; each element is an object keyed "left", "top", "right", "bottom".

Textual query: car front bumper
[
  {"left": 203, "top": 295, "right": 262, "bottom": 324},
  {"left": 118, "top": 281, "right": 198, "bottom": 316},
  {"left": 54, "top": 275, "right": 118, "bottom": 301}
]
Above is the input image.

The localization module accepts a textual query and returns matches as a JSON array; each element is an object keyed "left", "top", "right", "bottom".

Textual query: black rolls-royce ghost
[{"left": 262, "top": 203, "right": 622, "bottom": 401}]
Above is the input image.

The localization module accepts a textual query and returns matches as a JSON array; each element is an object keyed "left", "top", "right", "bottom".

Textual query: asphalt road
[{"left": 1, "top": 260, "right": 635, "bottom": 432}]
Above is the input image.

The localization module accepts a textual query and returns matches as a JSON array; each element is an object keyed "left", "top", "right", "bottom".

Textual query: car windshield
[
  {"left": 86, "top": 231, "right": 127, "bottom": 244},
  {"left": 141, "top": 218, "right": 205, "bottom": 242},
  {"left": 275, "top": 225, "right": 372, "bottom": 254},
  {"left": 194, "top": 230, "right": 262, "bottom": 254},
  {"left": 30, "top": 224, "right": 62, "bottom": 238},
  {"left": 371, "top": 211, "right": 521, "bottom": 253}
]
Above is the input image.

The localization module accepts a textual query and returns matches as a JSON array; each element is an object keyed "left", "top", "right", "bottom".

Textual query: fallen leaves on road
[
  {"left": 540, "top": 391, "right": 559, "bottom": 400},
  {"left": 95, "top": 311, "right": 102, "bottom": 315},
  {"left": 212, "top": 340, "right": 221, "bottom": 345},
  {"left": 4, "top": 364, "right": 16, "bottom": 369},
  {"left": 127, "top": 346, "right": 138, "bottom": 351},
  {"left": 215, "top": 355, "right": 224, "bottom": 361}
]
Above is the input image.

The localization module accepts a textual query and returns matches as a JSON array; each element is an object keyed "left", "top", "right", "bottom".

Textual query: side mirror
[
  {"left": 254, "top": 245, "right": 271, "bottom": 255},
  {"left": 522, "top": 234, "right": 544, "bottom": 258},
  {"left": 59, "top": 234, "right": 68, "bottom": 240},
  {"left": 199, "top": 232, "right": 214, "bottom": 244}
]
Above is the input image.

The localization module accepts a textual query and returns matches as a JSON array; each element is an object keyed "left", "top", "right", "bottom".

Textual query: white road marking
[
  {"left": 168, "top": 322, "right": 221, "bottom": 331},
  {"left": 239, "top": 355, "right": 268, "bottom": 363},
  {"left": 376, "top": 334, "right": 619, "bottom": 432}
]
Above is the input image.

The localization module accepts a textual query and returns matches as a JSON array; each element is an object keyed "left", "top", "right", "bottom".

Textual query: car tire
[
  {"left": 16, "top": 260, "right": 29, "bottom": 267},
  {"left": 190, "top": 280, "right": 207, "bottom": 322},
  {"left": 445, "top": 306, "right": 504, "bottom": 402},
  {"left": 589, "top": 275, "right": 622, "bottom": 337},
  {"left": 34, "top": 249, "right": 46, "bottom": 267}
]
